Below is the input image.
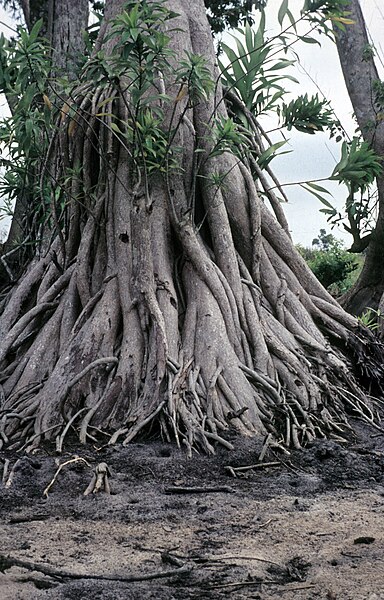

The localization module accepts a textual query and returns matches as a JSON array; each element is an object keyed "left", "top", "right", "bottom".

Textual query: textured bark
[
  {"left": 335, "top": 0, "right": 384, "bottom": 316},
  {"left": 1, "top": 0, "right": 89, "bottom": 263},
  {"left": 49, "top": 0, "right": 89, "bottom": 76},
  {"left": 0, "top": 0, "right": 383, "bottom": 455}
]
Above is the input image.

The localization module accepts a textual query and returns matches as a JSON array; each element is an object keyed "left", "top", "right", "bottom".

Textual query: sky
[
  {"left": 0, "top": 1, "right": 383, "bottom": 246},
  {"left": 258, "top": 0, "right": 384, "bottom": 246}
]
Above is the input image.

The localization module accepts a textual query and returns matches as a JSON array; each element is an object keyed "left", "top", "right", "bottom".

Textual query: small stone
[{"left": 353, "top": 536, "right": 375, "bottom": 545}]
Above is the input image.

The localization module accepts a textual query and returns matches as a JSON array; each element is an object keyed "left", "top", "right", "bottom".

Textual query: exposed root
[
  {"left": 83, "top": 462, "right": 112, "bottom": 496},
  {"left": 3, "top": 458, "right": 21, "bottom": 489},
  {"left": 1, "top": 0, "right": 384, "bottom": 456},
  {"left": 43, "top": 456, "right": 92, "bottom": 498}
]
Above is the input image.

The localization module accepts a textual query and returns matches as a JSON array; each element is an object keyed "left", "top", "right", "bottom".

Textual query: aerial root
[
  {"left": 43, "top": 456, "right": 92, "bottom": 497},
  {"left": 0, "top": 212, "right": 381, "bottom": 456},
  {"left": 2, "top": 458, "right": 21, "bottom": 488}
]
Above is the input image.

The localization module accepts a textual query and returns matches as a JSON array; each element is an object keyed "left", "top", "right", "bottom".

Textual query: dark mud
[{"left": 1, "top": 421, "right": 384, "bottom": 599}]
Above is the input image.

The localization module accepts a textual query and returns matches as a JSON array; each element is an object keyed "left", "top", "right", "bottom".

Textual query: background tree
[
  {"left": 0, "top": 0, "right": 383, "bottom": 455},
  {"left": 0, "top": 0, "right": 88, "bottom": 266},
  {"left": 331, "top": 0, "right": 384, "bottom": 318},
  {"left": 297, "top": 229, "right": 359, "bottom": 293}
]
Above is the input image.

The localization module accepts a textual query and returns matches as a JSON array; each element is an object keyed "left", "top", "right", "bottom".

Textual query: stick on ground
[
  {"left": 164, "top": 486, "right": 233, "bottom": 494},
  {"left": 0, "top": 553, "right": 192, "bottom": 583}
]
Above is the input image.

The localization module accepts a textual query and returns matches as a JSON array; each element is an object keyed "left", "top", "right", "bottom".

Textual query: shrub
[{"left": 297, "top": 229, "right": 361, "bottom": 294}]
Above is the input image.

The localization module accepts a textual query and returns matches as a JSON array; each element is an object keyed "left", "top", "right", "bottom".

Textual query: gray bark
[
  {"left": 1, "top": 0, "right": 89, "bottom": 266},
  {"left": 335, "top": 0, "right": 384, "bottom": 315},
  {"left": 0, "top": 0, "right": 382, "bottom": 454}
]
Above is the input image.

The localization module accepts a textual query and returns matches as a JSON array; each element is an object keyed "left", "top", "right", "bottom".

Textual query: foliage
[
  {"left": 311, "top": 228, "right": 337, "bottom": 250},
  {"left": 331, "top": 138, "right": 382, "bottom": 192},
  {"left": 297, "top": 229, "right": 359, "bottom": 293},
  {"left": 300, "top": 0, "right": 353, "bottom": 36},
  {"left": 204, "top": 0, "right": 267, "bottom": 34},
  {"left": 358, "top": 307, "right": 383, "bottom": 331},
  {"left": 372, "top": 79, "right": 384, "bottom": 111},
  {"left": 0, "top": 0, "right": 220, "bottom": 228},
  {"left": 280, "top": 93, "right": 334, "bottom": 134},
  {"left": 0, "top": 0, "right": 379, "bottom": 258},
  {"left": 296, "top": 138, "right": 383, "bottom": 242},
  {"left": 219, "top": 19, "right": 297, "bottom": 117},
  {"left": 0, "top": 20, "right": 53, "bottom": 228},
  {"left": 203, "top": 0, "right": 351, "bottom": 36}
]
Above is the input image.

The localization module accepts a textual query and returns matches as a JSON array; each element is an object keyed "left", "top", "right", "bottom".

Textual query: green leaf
[
  {"left": 306, "top": 181, "right": 332, "bottom": 195},
  {"left": 301, "top": 184, "right": 335, "bottom": 209},
  {"left": 286, "top": 9, "right": 297, "bottom": 32},
  {"left": 300, "top": 36, "right": 320, "bottom": 45},
  {"left": 28, "top": 19, "right": 43, "bottom": 44},
  {"left": 278, "top": 0, "right": 289, "bottom": 27},
  {"left": 269, "top": 60, "right": 296, "bottom": 71},
  {"left": 110, "top": 122, "right": 124, "bottom": 134},
  {"left": 258, "top": 139, "right": 290, "bottom": 168}
]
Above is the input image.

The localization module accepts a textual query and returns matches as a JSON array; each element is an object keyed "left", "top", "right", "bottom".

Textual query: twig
[
  {"left": 161, "top": 552, "right": 185, "bottom": 568},
  {"left": 164, "top": 485, "right": 233, "bottom": 494},
  {"left": 258, "top": 433, "right": 272, "bottom": 462},
  {"left": 1, "top": 458, "right": 10, "bottom": 484},
  {"left": 205, "top": 579, "right": 271, "bottom": 590},
  {"left": 256, "top": 518, "right": 274, "bottom": 529},
  {"left": 224, "top": 462, "right": 280, "bottom": 477},
  {"left": 208, "top": 554, "right": 282, "bottom": 567},
  {"left": 279, "top": 584, "right": 316, "bottom": 592},
  {"left": 4, "top": 459, "right": 21, "bottom": 488},
  {"left": 8, "top": 514, "right": 50, "bottom": 524},
  {"left": 43, "top": 456, "right": 92, "bottom": 497},
  {"left": 205, "top": 580, "right": 316, "bottom": 591}
]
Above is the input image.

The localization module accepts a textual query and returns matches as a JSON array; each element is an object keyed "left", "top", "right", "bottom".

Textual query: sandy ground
[{"left": 1, "top": 422, "right": 384, "bottom": 599}]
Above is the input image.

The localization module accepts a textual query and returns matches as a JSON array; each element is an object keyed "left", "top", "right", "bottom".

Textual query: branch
[{"left": 0, "top": 553, "right": 191, "bottom": 582}]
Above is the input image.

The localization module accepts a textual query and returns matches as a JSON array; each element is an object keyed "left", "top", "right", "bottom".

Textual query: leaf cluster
[
  {"left": 204, "top": 0, "right": 267, "bottom": 35},
  {"left": 301, "top": 0, "right": 353, "bottom": 37},
  {"left": 280, "top": 93, "right": 335, "bottom": 134},
  {"left": 358, "top": 307, "right": 382, "bottom": 331},
  {"left": 219, "top": 19, "right": 297, "bottom": 118},
  {"left": 331, "top": 138, "right": 382, "bottom": 193},
  {"left": 82, "top": 1, "right": 215, "bottom": 179},
  {"left": 0, "top": 20, "right": 53, "bottom": 221},
  {"left": 373, "top": 80, "right": 384, "bottom": 111}
]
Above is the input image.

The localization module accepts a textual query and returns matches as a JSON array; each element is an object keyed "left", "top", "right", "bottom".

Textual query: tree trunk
[
  {"left": 1, "top": 0, "right": 89, "bottom": 263},
  {"left": 0, "top": 0, "right": 383, "bottom": 455},
  {"left": 334, "top": 0, "right": 384, "bottom": 316}
]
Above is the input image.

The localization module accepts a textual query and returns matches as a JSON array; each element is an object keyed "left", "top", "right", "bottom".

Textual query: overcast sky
[
  {"left": 0, "top": 2, "right": 383, "bottom": 246},
  {"left": 259, "top": 0, "right": 384, "bottom": 246}
]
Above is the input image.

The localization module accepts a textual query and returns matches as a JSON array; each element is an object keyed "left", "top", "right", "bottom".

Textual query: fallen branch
[
  {"left": 224, "top": 462, "right": 280, "bottom": 477},
  {"left": 205, "top": 579, "right": 316, "bottom": 591},
  {"left": 164, "top": 485, "right": 233, "bottom": 494},
  {"left": 206, "top": 554, "right": 282, "bottom": 567},
  {"left": 0, "top": 553, "right": 191, "bottom": 583}
]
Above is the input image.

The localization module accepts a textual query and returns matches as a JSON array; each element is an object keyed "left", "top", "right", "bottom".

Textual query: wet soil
[{"left": 1, "top": 421, "right": 384, "bottom": 599}]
